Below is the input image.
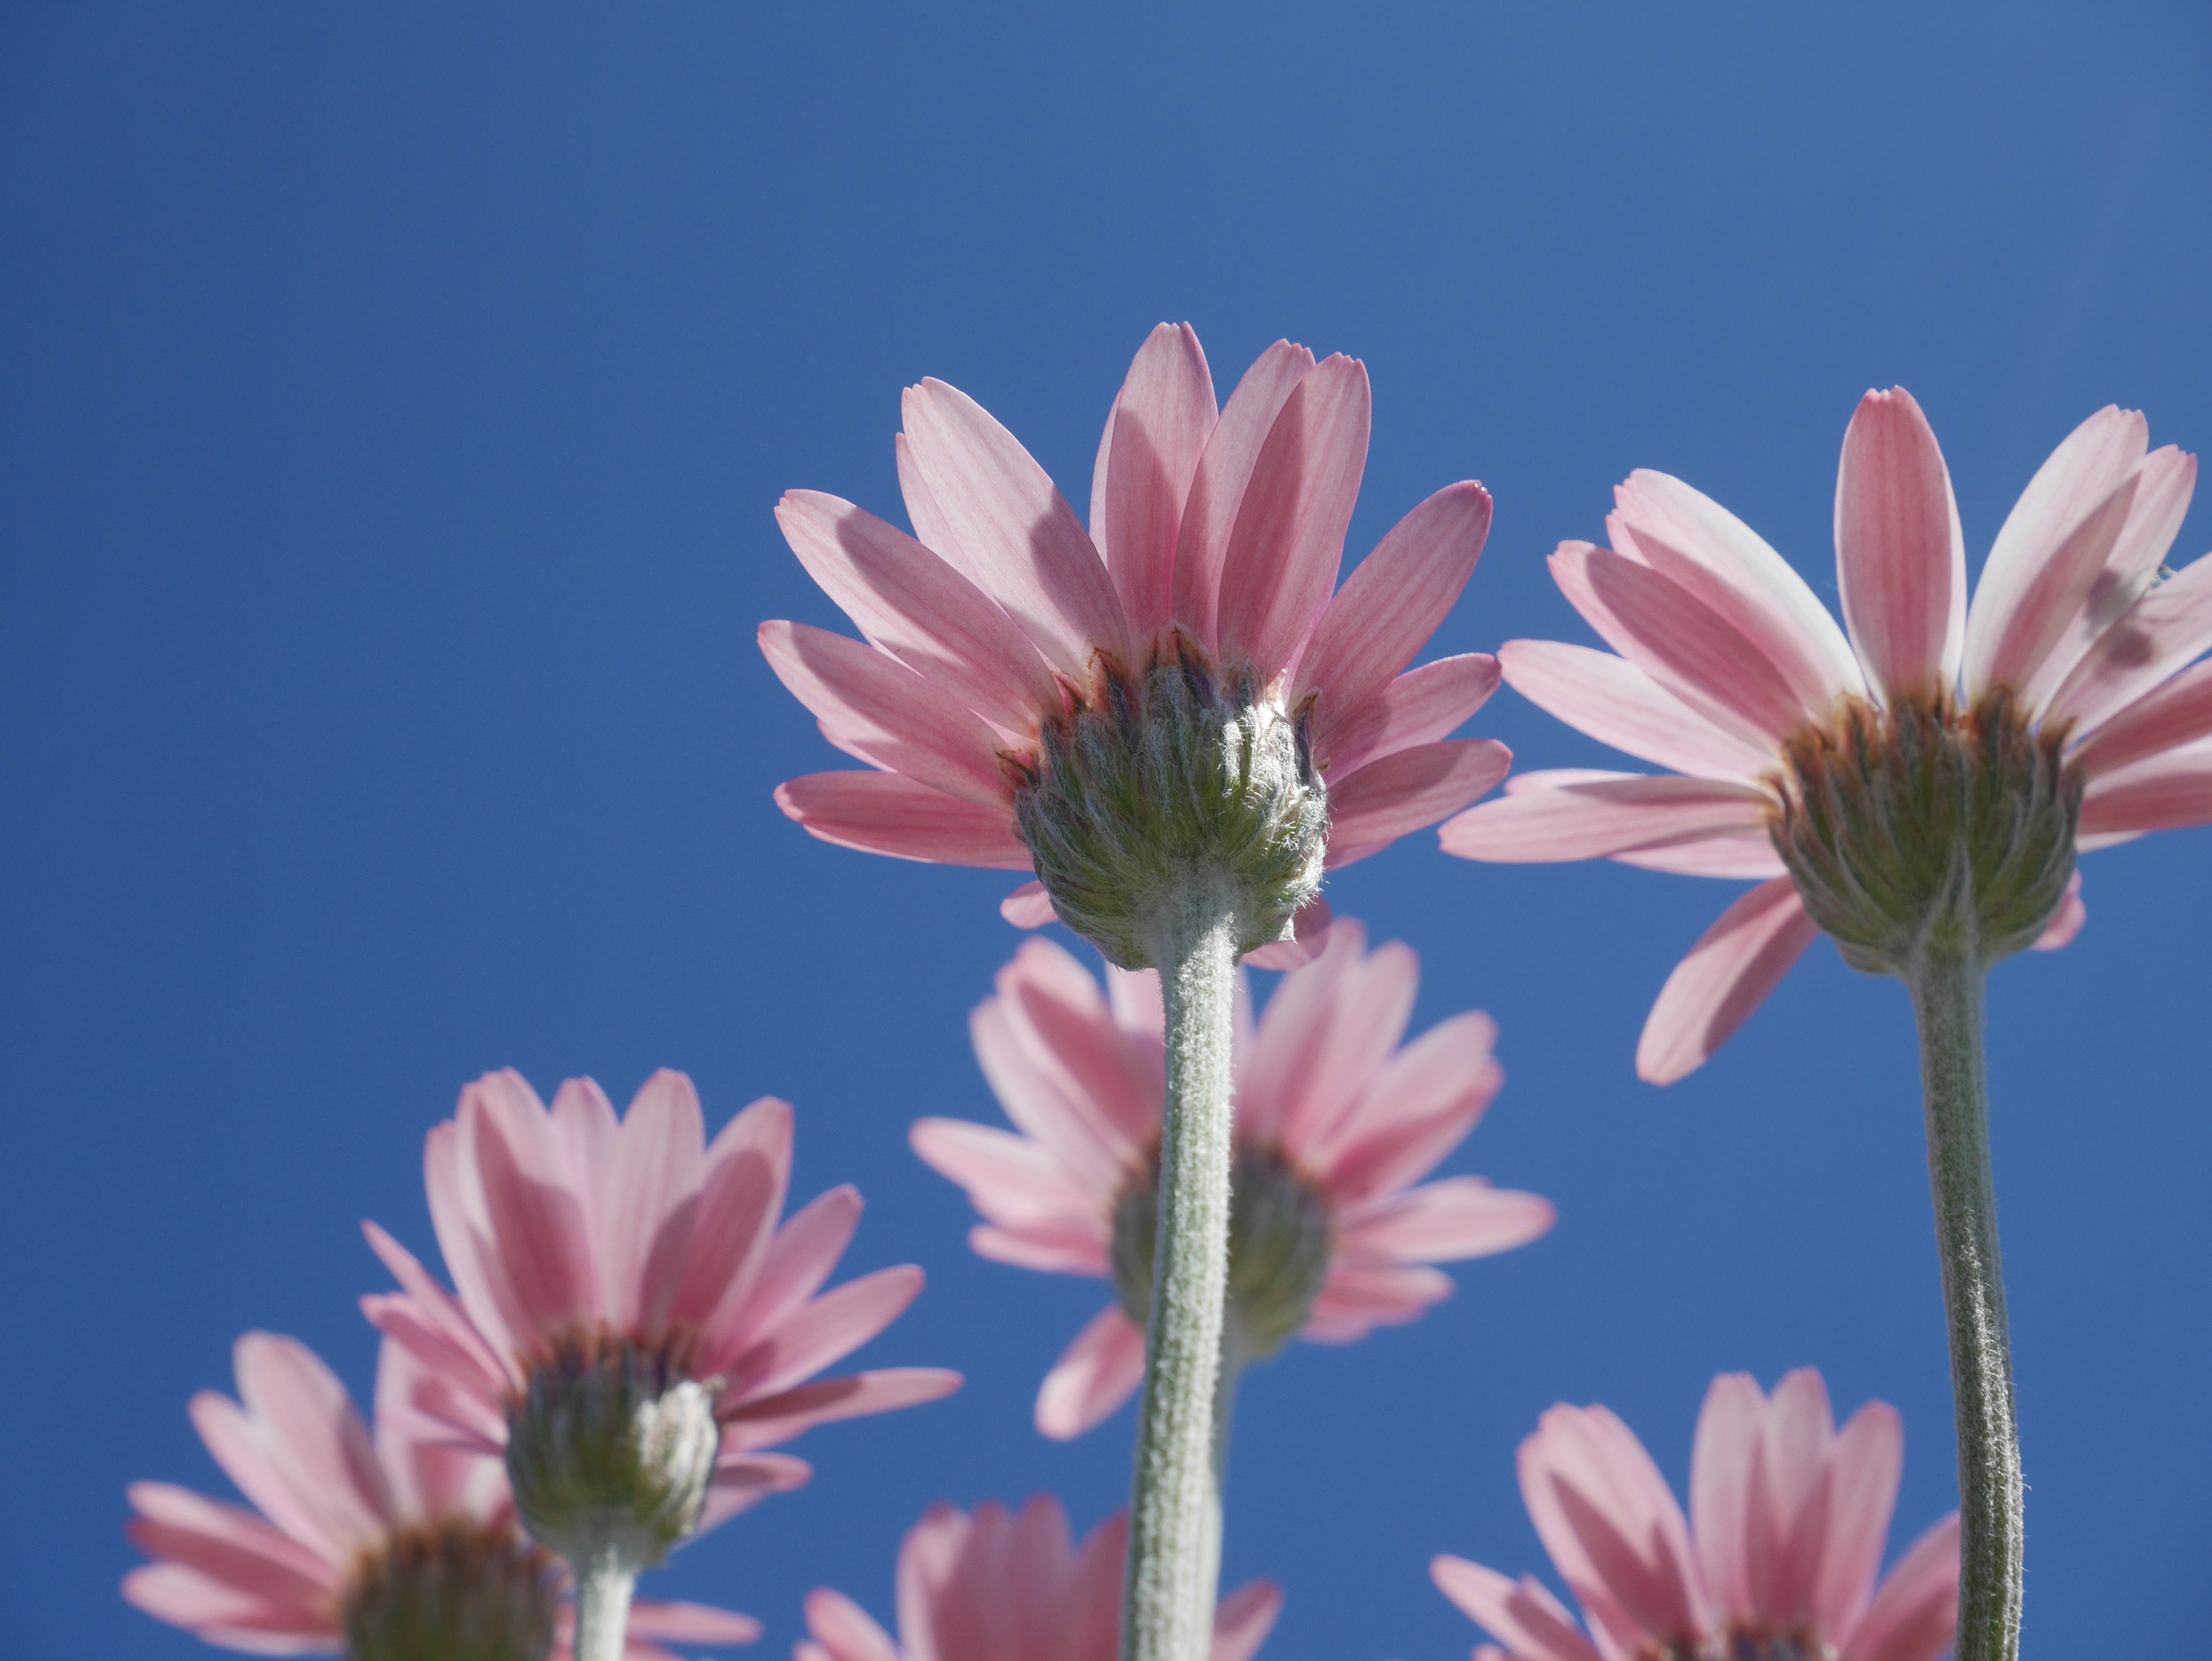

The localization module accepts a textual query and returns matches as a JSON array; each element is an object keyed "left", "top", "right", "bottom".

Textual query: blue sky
[{"left": 3, "top": 4, "right": 2206, "bottom": 1656}]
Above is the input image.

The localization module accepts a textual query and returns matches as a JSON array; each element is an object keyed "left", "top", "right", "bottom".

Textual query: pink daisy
[
  {"left": 912, "top": 919, "right": 1555, "bottom": 1439},
  {"left": 763, "top": 321, "right": 1510, "bottom": 961},
  {"left": 1432, "top": 1369, "right": 1959, "bottom": 1661},
  {"left": 1440, "top": 392, "right": 2206, "bottom": 1080},
  {"left": 795, "top": 1496, "right": 1281, "bottom": 1661},
  {"left": 124, "top": 1331, "right": 757, "bottom": 1659},
  {"left": 362, "top": 1069, "right": 960, "bottom": 1545}
]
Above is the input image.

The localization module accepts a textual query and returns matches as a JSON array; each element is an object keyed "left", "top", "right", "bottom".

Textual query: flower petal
[
  {"left": 719, "top": 1369, "right": 961, "bottom": 1449},
  {"left": 1431, "top": 1557, "right": 1604, "bottom": 1661},
  {"left": 2046, "top": 548, "right": 2212, "bottom": 737},
  {"left": 1690, "top": 1374, "right": 1764, "bottom": 1624},
  {"left": 776, "top": 771, "right": 1033, "bottom": 870},
  {"left": 1440, "top": 774, "right": 1774, "bottom": 864},
  {"left": 1173, "top": 342, "right": 1317, "bottom": 649},
  {"left": 909, "top": 1118, "right": 1101, "bottom": 1228},
  {"left": 900, "top": 379, "right": 1128, "bottom": 674},
  {"left": 1328, "top": 739, "right": 1513, "bottom": 867},
  {"left": 969, "top": 1221, "right": 1112, "bottom": 1276},
  {"left": 1838, "top": 1515, "right": 1959, "bottom": 1661},
  {"left": 2030, "top": 445, "right": 2199, "bottom": 702},
  {"left": 999, "top": 879, "right": 1057, "bottom": 928},
  {"left": 1614, "top": 834, "right": 1788, "bottom": 880},
  {"left": 1339, "top": 1176, "right": 1554, "bottom": 1262},
  {"left": 1637, "top": 877, "right": 1819, "bottom": 1085},
  {"left": 1217, "top": 354, "right": 1373, "bottom": 685},
  {"left": 725, "top": 1266, "right": 926, "bottom": 1402},
  {"left": 603, "top": 1070, "right": 706, "bottom": 1336},
  {"left": 626, "top": 1601, "right": 764, "bottom": 1648},
  {"left": 1210, "top": 1580, "right": 1284, "bottom": 1661},
  {"left": 2077, "top": 736, "right": 2212, "bottom": 836},
  {"left": 1834, "top": 388, "right": 1966, "bottom": 703},
  {"left": 802, "top": 1588, "right": 902, "bottom": 1661},
  {"left": 1498, "top": 639, "right": 1777, "bottom": 782},
  {"left": 1810, "top": 1401, "right": 1904, "bottom": 1639},
  {"left": 2068, "top": 657, "right": 2212, "bottom": 777},
  {"left": 1035, "top": 1305, "right": 1146, "bottom": 1439},
  {"left": 1090, "top": 323, "right": 1217, "bottom": 640},
  {"left": 2031, "top": 870, "right": 2085, "bottom": 952},
  {"left": 1319, "top": 654, "right": 1501, "bottom": 781}
]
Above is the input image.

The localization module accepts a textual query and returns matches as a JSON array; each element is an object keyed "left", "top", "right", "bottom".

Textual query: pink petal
[
  {"left": 361, "top": 1222, "right": 509, "bottom": 1397},
  {"left": 1210, "top": 1580, "right": 1283, "bottom": 1661},
  {"left": 909, "top": 1118, "right": 1103, "bottom": 1228},
  {"left": 759, "top": 621, "right": 1014, "bottom": 807},
  {"left": 900, "top": 379, "right": 1128, "bottom": 675},
  {"left": 1035, "top": 1305, "right": 1146, "bottom": 1439},
  {"left": 422, "top": 1114, "right": 520, "bottom": 1363},
  {"left": 1303, "top": 1258, "right": 1452, "bottom": 1338},
  {"left": 1751, "top": 1369, "right": 1835, "bottom": 1621},
  {"left": 1297, "top": 480, "right": 1494, "bottom": 726},
  {"left": 1834, "top": 388, "right": 1967, "bottom": 703},
  {"left": 725, "top": 1266, "right": 926, "bottom": 1402},
  {"left": 604, "top": 1070, "right": 706, "bottom": 1336},
  {"left": 2031, "top": 869, "right": 2086, "bottom": 952},
  {"left": 1241, "top": 893, "right": 1334, "bottom": 970},
  {"left": 468, "top": 1088, "right": 597, "bottom": 1339},
  {"left": 669, "top": 1097, "right": 793, "bottom": 1333},
  {"left": 2069, "top": 657, "right": 2212, "bottom": 777},
  {"left": 1000, "top": 880, "right": 1056, "bottom": 927},
  {"left": 1090, "top": 323, "right": 1218, "bottom": 640},
  {"left": 1810, "top": 1401, "right": 1903, "bottom": 1639},
  {"left": 694, "top": 1453, "right": 815, "bottom": 1533},
  {"left": 802, "top": 1588, "right": 902, "bottom": 1661},
  {"left": 702, "top": 1186, "right": 863, "bottom": 1367},
  {"left": 719, "top": 1369, "right": 961, "bottom": 1450},
  {"left": 1690, "top": 1374, "right": 1765, "bottom": 1624},
  {"left": 626, "top": 1601, "right": 763, "bottom": 1647},
  {"left": 976, "top": 937, "right": 1160, "bottom": 1159},
  {"left": 547, "top": 1078, "right": 619, "bottom": 1242},
  {"left": 1312, "top": 1011, "right": 1502, "bottom": 1201},
  {"left": 1430, "top": 1557, "right": 1604, "bottom": 1661},
  {"left": 122, "top": 1561, "right": 333, "bottom": 1651},
  {"left": 2079, "top": 737, "right": 2212, "bottom": 836},
  {"left": 1637, "top": 878, "right": 1819, "bottom": 1084},
  {"left": 1498, "top": 639, "right": 1775, "bottom": 781},
  {"left": 775, "top": 491, "right": 1057, "bottom": 736},
  {"left": 1440, "top": 773, "right": 1774, "bottom": 863},
  {"left": 1318, "top": 654, "right": 1501, "bottom": 782},
  {"left": 1838, "top": 1515, "right": 1959, "bottom": 1661},
  {"left": 776, "top": 771, "right": 1033, "bottom": 870},
  {"left": 222, "top": 1335, "right": 393, "bottom": 1556},
  {"left": 1338, "top": 1177, "right": 1554, "bottom": 1262},
  {"left": 1965, "top": 406, "right": 2148, "bottom": 701},
  {"left": 372, "top": 1339, "right": 505, "bottom": 1522},
  {"left": 1554, "top": 543, "right": 1817, "bottom": 747},
  {"left": 1173, "top": 342, "right": 1317, "bottom": 649},
  {"left": 1614, "top": 835, "right": 1788, "bottom": 879},
  {"left": 2031, "top": 445, "right": 2199, "bottom": 702},
  {"left": 1234, "top": 921, "right": 1385, "bottom": 1145},
  {"left": 2038, "top": 547, "right": 2212, "bottom": 737},
  {"left": 126, "top": 1483, "right": 340, "bottom": 1604},
  {"left": 969, "top": 1220, "right": 1112, "bottom": 1276},
  {"left": 1615, "top": 469, "right": 1863, "bottom": 715},
  {"left": 1328, "top": 739, "right": 1514, "bottom": 867}
]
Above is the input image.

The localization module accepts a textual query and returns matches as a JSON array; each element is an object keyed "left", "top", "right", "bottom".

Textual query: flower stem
[
  {"left": 1905, "top": 949, "right": 2022, "bottom": 1661},
  {"left": 570, "top": 1538, "right": 639, "bottom": 1661},
  {"left": 1124, "top": 877, "right": 1240, "bottom": 1661}
]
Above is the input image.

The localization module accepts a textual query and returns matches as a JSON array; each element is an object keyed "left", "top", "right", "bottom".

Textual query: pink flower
[
  {"left": 795, "top": 1496, "right": 1281, "bottom": 1661},
  {"left": 1440, "top": 392, "right": 2209, "bottom": 1080},
  {"left": 124, "top": 1332, "right": 757, "bottom": 1659},
  {"left": 362, "top": 1069, "right": 960, "bottom": 1544},
  {"left": 912, "top": 919, "right": 1555, "bottom": 1439},
  {"left": 763, "top": 322, "right": 1509, "bottom": 958},
  {"left": 1432, "top": 1369, "right": 1959, "bottom": 1661}
]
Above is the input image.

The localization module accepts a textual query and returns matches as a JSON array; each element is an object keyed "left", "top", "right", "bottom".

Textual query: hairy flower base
[
  {"left": 1014, "top": 639, "right": 1328, "bottom": 968},
  {"left": 505, "top": 1328, "right": 723, "bottom": 1572},
  {"left": 1768, "top": 691, "right": 2080, "bottom": 973},
  {"left": 1111, "top": 1144, "right": 1335, "bottom": 1360},
  {"left": 343, "top": 1519, "right": 560, "bottom": 1661}
]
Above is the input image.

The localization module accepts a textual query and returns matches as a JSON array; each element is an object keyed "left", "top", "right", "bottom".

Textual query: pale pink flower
[
  {"left": 1433, "top": 1369, "right": 1959, "bottom": 1661},
  {"left": 763, "top": 322, "right": 1509, "bottom": 959},
  {"left": 362, "top": 1069, "right": 960, "bottom": 1542},
  {"left": 912, "top": 919, "right": 1555, "bottom": 1439},
  {"left": 795, "top": 1496, "right": 1281, "bottom": 1661},
  {"left": 124, "top": 1332, "right": 756, "bottom": 1659},
  {"left": 1441, "top": 392, "right": 2209, "bottom": 1080}
]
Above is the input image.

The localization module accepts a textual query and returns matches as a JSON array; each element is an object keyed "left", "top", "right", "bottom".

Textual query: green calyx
[
  {"left": 342, "top": 1520, "right": 559, "bottom": 1661},
  {"left": 1770, "top": 690, "right": 2081, "bottom": 975},
  {"left": 502, "top": 1329, "right": 722, "bottom": 1574},
  {"left": 1112, "top": 1143, "right": 1335, "bottom": 1361},
  {"left": 1013, "top": 640, "right": 1328, "bottom": 970}
]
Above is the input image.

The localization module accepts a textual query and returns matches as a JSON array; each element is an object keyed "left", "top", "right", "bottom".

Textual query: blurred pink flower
[
  {"left": 1442, "top": 392, "right": 2209, "bottom": 1079},
  {"left": 912, "top": 919, "right": 1554, "bottom": 1439},
  {"left": 124, "top": 1333, "right": 756, "bottom": 1659},
  {"left": 363, "top": 1069, "right": 960, "bottom": 1542},
  {"left": 1433, "top": 1369, "right": 1959, "bottom": 1661},
  {"left": 795, "top": 1496, "right": 1280, "bottom": 1661},
  {"left": 763, "top": 322, "right": 1509, "bottom": 955}
]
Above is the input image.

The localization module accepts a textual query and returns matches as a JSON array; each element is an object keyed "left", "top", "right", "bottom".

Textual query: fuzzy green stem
[
  {"left": 1123, "top": 878, "right": 1240, "bottom": 1661},
  {"left": 569, "top": 1540, "right": 638, "bottom": 1661},
  {"left": 1906, "top": 949, "right": 2022, "bottom": 1661}
]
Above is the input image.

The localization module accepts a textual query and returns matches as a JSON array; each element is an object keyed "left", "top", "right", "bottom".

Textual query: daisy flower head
[
  {"left": 795, "top": 1496, "right": 1281, "bottom": 1661},
  {"left": 124, "top": 1333, "right": 757, "bottom": 1661},
  {"left": 912, "top": 918, "right": 1554, "bottom": 1439},
  {"left": 1441, "top": 392, "right": 2206, "bottom": 1080},
  {"left": 1432, "top": 1368, "right": 1959, "bottom": 1661},
  {"left": 764, "top": 323, "right": 1509, "bottom": 968}
]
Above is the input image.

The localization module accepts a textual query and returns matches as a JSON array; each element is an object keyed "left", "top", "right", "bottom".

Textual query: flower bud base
[{"left": 342, "top": 1520, "right": 559, "bottom": 1661}]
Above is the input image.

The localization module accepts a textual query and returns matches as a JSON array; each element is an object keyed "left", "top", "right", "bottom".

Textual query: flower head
[
  {"left": 912, "top": 920, "right": 1554, "bottom": 1438},
  {"left": 764, "top": 323, "right": 1510, "bottom": 966},
  {"left": 363, "top": 1070, "right": 960, "bottom": 1564},
  {"left": 1441, "top": 392, "right": 2210, "bottom": 1079},
  {"left": 124, "top": 1332, "right": 757, "bottom": 1660},
  {"left": 1433, "top": 1369, "right": 1959, "bottom": 1661},
  {"left": 795, "top": 1496, "right": 1281, "bottom": 1661}
]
